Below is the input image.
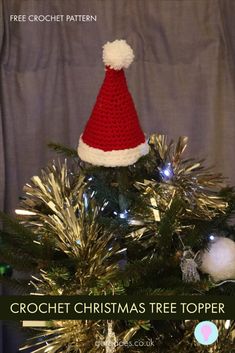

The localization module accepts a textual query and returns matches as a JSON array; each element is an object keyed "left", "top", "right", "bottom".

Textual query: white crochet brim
[{"left": 77, "top": 136, "right": 149, "bottom": 167}]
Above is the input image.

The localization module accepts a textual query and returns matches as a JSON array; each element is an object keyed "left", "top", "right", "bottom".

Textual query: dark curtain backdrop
[{"left": 1, "top": 0, "right": 235, "bottom": 351}]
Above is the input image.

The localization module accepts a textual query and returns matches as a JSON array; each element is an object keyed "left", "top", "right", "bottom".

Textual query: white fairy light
[
  {"left": 128, "top": 219, "right": 144, "bottom": 226},
  {"left": 119, "top": 209, "right": 128, "bottom": 219},
  {"left": 160, "top": 163, "right": 174, "bottom": 181}
]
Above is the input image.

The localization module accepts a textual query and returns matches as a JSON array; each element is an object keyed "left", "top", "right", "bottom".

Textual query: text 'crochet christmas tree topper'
[{"left": 77, "top": 39, "right": 149, "bottom": 167}]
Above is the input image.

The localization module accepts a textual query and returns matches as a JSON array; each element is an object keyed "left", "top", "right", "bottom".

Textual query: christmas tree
[{"left": 1, "top": 40, "right": 235, "bottom": 352}]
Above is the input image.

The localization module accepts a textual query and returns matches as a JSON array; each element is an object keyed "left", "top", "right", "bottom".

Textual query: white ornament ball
[
  {"left": 103, "top": 39, "right": 134, "bottom": 70},
  {"left": 200, "top": 237, "right": 235, "bottom": 282}
]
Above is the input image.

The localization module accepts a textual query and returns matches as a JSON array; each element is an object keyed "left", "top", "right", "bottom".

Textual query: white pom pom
[
  {"left": 200, "top": 237, "right": 235, "bottom": 282},
  {"left": 103, "top": 39, "right": 134, "bottom": 70}
]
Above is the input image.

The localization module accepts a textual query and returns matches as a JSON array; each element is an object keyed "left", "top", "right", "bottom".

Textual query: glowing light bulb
[
  {"left": 160, "top": 163, "right": 174, "bottom": 181},
  {"left": 163, "top": 169, "right": 170, "bottom": 177},
  {"left": 119, "top": 209, "right": 128, "bottom": 219},
  {"left": 128, "top": 219, "right": 143, "bottom": 226}
]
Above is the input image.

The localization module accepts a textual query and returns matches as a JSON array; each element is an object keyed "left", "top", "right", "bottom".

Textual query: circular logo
[{"left": 194, "top": 321, "right": 218, "bottom": 345}]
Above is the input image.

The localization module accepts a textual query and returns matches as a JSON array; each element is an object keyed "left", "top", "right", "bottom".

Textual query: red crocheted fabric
[{"left": 82, "top": 67, "right": 145, "bottom": 151}]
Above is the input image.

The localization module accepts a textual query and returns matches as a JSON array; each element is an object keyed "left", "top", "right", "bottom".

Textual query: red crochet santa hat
[{"left": 77, "top": 39, "right": 149, "bottom": 167}]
